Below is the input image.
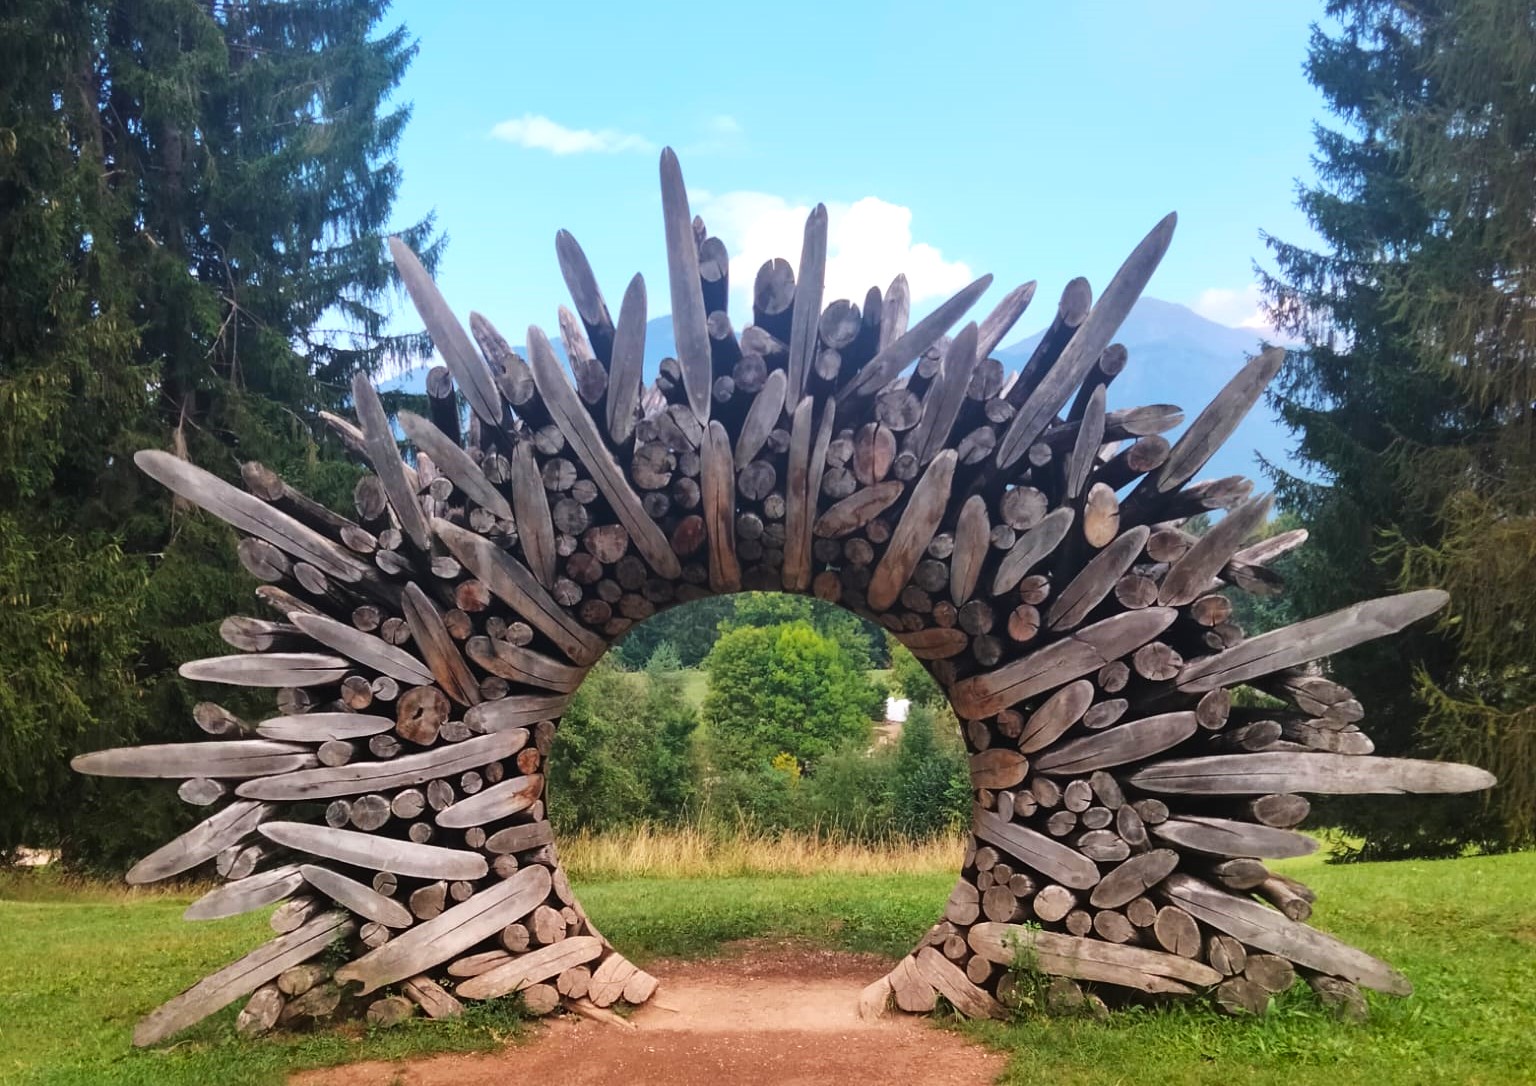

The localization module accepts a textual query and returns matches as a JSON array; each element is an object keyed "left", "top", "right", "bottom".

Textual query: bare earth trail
[{"left": 292, "top": 941, "right": 1006, "bottom": 1086}]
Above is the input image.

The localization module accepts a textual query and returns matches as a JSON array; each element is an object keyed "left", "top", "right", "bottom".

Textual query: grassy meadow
[{"left": 2, "top": 841, "right": 1533, "bottom": 1085}]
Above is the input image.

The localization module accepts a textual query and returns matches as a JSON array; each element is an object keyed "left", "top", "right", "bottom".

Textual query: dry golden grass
[{"left": 559, "top": 823, "right": 965, "bottom": 880}]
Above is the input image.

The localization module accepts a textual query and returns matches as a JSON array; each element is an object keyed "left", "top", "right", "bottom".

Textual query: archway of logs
[{"left": 76, "top": 149, "right": 1495, "bottom": 1045}]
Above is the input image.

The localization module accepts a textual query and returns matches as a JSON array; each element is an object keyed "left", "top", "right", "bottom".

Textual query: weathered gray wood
[
  {"left": 895, "top": 626, "right": 971, "bottom": 660},
  {"left": 1129, "top": 752, "right": 1496, "bottom": 796},
  {"left": 1152, "top": 817, "right": 1318, "bottom": 859},
  {"left": 607, "top": 274, "right": 647, "bottom": 444},
  {"left": 401, "top": 583, "right": 480, "bottom": 706},
  {"left": 505, "top": 439, "right": 557, "bottom": 588},
  {"left": 814, "top": 480, "right": 904, "bottom": 540},
  {"left": 133, "top": 911, "right": 353, "bottom": 1046},
  {"left": 973, "top": 806, "right": 1099, "bottom": 890},
  {"left": 783, "top": 398, "right": 835, "bottom": 591},
  {"left": 1159, "top": 494, "right": 1272, "bottom": 606},
  {"left": 734, "top": 368, "right": 787, "bottom": 467},
  {"left": 1145, "top": 346, "right": 1286, "bottom": 497},
  {"left": 352, "top": 374, "right": 432, "bottom": 551},
  {"left": 880, "top": 274, "right": 911, "bottom": 351},
  {"left": 435, "top": 774, "right": 544, "bottom": 829},
  {"left": 435, "top": 519, "right": 606, "bottom": 665},
  {"left": 300, "top": 864, "right": 415, "bottom": 927},
  {"left": 185, "top": 864, "right": 304, "bottom": 921},
  {"left": 786, "top": 204, "right": 828, "bottom": 402},
  {"left": 1089, "top": 850, "right": 1180, "bottom": 909},
  {"left": 74, "top": 743, "right": 312, "bottom": 781},
  {"left": 1047, "top": 526, "right": 1151, "bottom": 630},
  {"left": 256, "top": 713, "right": 394, "bottom": 742},
  {"left": 913, "top": 946, "right": 1006, "bottom": 1019},
  {"left": 463, "top": 695, "right": 571, "bottom": 733},
  {"left": 837, "top": 274, "right": 993, "bottom": 402},
  {"left": 1176, "top": 590, "right": 1450, "bottom": 692},
  {"left": 555, "top": 229, "right": 615, "bottom": 360},
  {"left": 397, "top": 411, "right": 511, "bottom": 521},
  {"left": 975, "top": 281, "right": 1038, "bottom": 362},
  {"left": 968, "top": 922, "right": 1219, "bottom": 992},
  {"left": 134, "top": 451, "right": 373, "bottom": 585},
  {"left": 288, "top": 612, "right": 435, "bottom": 686},
  {"left": 457, "top": 936, "right": 604, "bottom": 1000},
  {"left": 485, "top": 819, "right": 556, "bottom": 854},
  {"left": 950, "top": 495, "right": 989, "bottom": 605},
  {"left": 868, "top": 450, "right": 956, "bottom": 610},
  {"left": 526, "top": 327, "right": 681, "bottom": 578},
  {"left": 1017, "top": 680, "right": 1095, "bottom": 755},
  {"left": 1161, "top": 873, "right": 1411, "bottom": 995},
  {"left": 659, "top": 150, "right": 711, "bottom": 422},
  {"left": 1034, "top": 712, "right": 1198, "bottom": 776},
  {"left": 701, "top": 420, "right": 741, "bottom": 593},
  {"left": 390, "top": 237, "right": 501, "bottom": 427},
  {"left": 336, "top": 865, "right": 552, "bottom": 995},
  {"left": 1064, "top": 384, "right": 1106, "bottom": 500},
  {"left": 998, "top": 213, "right": 1176, "bottom": 466},
  {"left": 908, "top": 323, "right": 980, "bottom": 464},
  {"left": 260, "top": 822, "right": 488, "bottom": 880},
  {"left": 464, "top": 637, "right": 584, "bottom": 693},
  {"left": 970, "top": 749, "right": 1030, "bottom": 790},
  {"left": 991, "top": 507, "right": 1074, "bottom": 595},
  {"left": 238, "top": 730, "right": 527, "bottom": 801},
  {"left": 402, "top": 975, "right": 465, "bottom": 1019},
  {"left": 952, "top": 608, "right": 1177, "bottom": 718}
]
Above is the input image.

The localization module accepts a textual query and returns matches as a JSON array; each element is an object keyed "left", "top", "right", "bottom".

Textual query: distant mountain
[{"left": 385, "top": 298, "right": 1293, "bottom": 485}]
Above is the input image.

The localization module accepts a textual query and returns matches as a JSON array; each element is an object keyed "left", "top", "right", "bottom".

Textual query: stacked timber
[{"left": 77, "top": 147, "right": 1494, "bottom": 1045}]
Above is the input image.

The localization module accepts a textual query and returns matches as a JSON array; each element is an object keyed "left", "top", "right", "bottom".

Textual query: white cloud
[
  {"left": 695, "top": 191, "right": 972, "bottom": 308},
  {"left": 489, "top": 114, "right": 652, "bottom": 155},
  {"left": 1192, "top": 283, "right": 1276, "bottom": 333}
]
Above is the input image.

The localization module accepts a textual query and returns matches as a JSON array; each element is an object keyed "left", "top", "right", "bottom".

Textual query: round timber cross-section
[{"left": 76, "top": 147, "right": 1496, "bottom": 1045}]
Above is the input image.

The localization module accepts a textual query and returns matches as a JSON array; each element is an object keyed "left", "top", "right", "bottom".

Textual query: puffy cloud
[
  {"left": 489, "top": 114, "right": 652, "bottom": 155},
  {"left": 1192, "top": 283, "right": 1276, "bottom": 333},
  {"left": 694, "top": 191, "right": 973, "bottom": 307}
]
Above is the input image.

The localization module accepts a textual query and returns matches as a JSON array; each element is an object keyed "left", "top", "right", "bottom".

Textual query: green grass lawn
[{"left": 3, "top": 852, "right": 1533, "bottom": 1086}]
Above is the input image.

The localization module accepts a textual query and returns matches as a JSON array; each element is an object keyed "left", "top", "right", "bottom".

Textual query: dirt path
[{"left": 293, "top": 940, "right": 1007, "bottom": 1086}]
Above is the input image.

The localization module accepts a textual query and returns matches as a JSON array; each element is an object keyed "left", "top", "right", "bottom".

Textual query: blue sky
[{"left": 384, "top": 0, "right": 1329, "bottom": 356}]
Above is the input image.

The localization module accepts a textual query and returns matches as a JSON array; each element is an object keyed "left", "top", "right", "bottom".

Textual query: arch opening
[{"left": 78, "top": 147, "right": 1495, "bottom": 1046}]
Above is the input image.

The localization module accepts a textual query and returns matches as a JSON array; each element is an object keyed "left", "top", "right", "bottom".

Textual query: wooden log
[
  {"left": 1159, "top": 495, "right": 1272, "bottom": 606},
  {"left": 435, "top": 774, "right": 543, "bottom": 829},
  {"left": 952, "top": 608, "right": 1176, "bottom": 719},
  {"left": 1151, "top": 816, "right": 1318, "bottom": 859},
  {"left": 1250, "top": 793, "right": 1311, "bottom": 828},
  {"left": 390, "top": 238, "right": 500, "bottom": 426},
  {"left": 783, "top": 398, "right": 836, "bottom": 592},
  {"left": 1127, "top": 752, "right": 1496, "bottom": 797},
  {"left": 185, "top": 864, "right": 304, "bottom": 921},
  {"left": 701, "top": 420, "right": 741, "bottom": 593},
  {"left": 465, "top": 637, "right": 584, "bottom": 693},
  {"left": 991, "top": 508, "right": 1074, "bottom": 596},
  {"left": 463, "top": 695, "right": 571, "bottom": 734},
  {"left": 178, "top": 652, "right": 350, "bottom": 688},
  {"left": 1215, "top": 976, "right": 1270, "bottom": 1016},
  {"left": 908, "top": 323, "right": 980, "bottom": 464},
  {"left": 659, "top": 151, "right": 712, "bottom": 421},
  {"left": 1245, "top": 953, "right": 1296, "bottom": 994},
  {"left": 968, "top": 923, "right": 1218, "bottom": 994},
  {"left": 289, "top": 611, "right": 436, "bottom": 687},
  {"left": 975, "top": 280, "right": 1039, "bottom": 362},
  {"left": 1034, "top": 712, "right": 1198, "bottom": 776},
  {"left": 970, "top": 749, "right": 1030, "bottom": 790},
  {"left": 434, "top": 519, "right": 606, "bottom": 665},
  {"left": 868, "top": 450, "right": 956, "bottom": 610},
  {"left": 1017, "top": 680, "right": 1095, "bottom": 755},
  {"left": 260, "top": 822, "right": 487, "bottom": 880},
  {"left": 133, "top": 911, "right": 352, "bottom": 1047},
  {"left": 397, "top": 411, "right": 511, "bottom": 522},
  {"left": 336, "top": 865, "right": 552, "bottom": 995},
  {"left": 950, "top": 495, "right": 990, "bottom": 605},
  {"left": 351, "top": 374, "right": 433, "bottom": 551},
  {"left": 526, "top": 327, "right": 680, "bottom": 578},
  {"left": 1154, "top": 905, "right": 1201, "bottom": 958},
  {"left": 236, "top": 984, "right": 285, "bottom": 1037},
  {"left": 178, "top": 778, "right": 227, "bottom": 806},
  {"left": 401, "top": 583, "right": 480, "bottom": 706},
  {"left": 1308, "top": 974, "right": 1369, "bottom": 1022},
  {"left": 1160, "top": 873, "right": 1411, "bottom": 995},
  {"left": 1176, "top": 590, "right": 1450, "bottom": 693},
  {"left": 135, "top": 451, "right": 373, "bottom": 585},
  {"left": 998, "top": 214, "right": 1176, "bottom": 466},
  {"left": 1046, "top": 526, "right": 1151, "bottom": 630},
  {"left": 813, "top": 480, "right": 904, "bottom": 539},
  {"left": 456, "top": 936, "right": 604, "bottom": 1000},
  {"left": 837, "top": 274, "right": 992, "bottom": 402},
  {"left": 1089, "top": 849, "right": 1180, "bottom": 909},
  {"left": 300, "top": 864, "right": 414, "bottom": 927},
  {"left": 973, "top": 806, "right": 1099, "bottom": 890},
  {"left": 786, "top": 204, "right": 828, "bottom": 403},
  {"left": 1257, "top": 877, "right": 1313, "bottom": 922},
  {"left": 74, "top": 742, "right": 312, "bottom": 781},
  {"left": 894, "top": 626, "right": 969, "bottom": 660}
]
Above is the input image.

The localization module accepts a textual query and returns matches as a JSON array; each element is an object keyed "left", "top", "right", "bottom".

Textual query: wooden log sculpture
[{"left": 77, "top": 147, "right": 1496, "bottom": 1044}]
